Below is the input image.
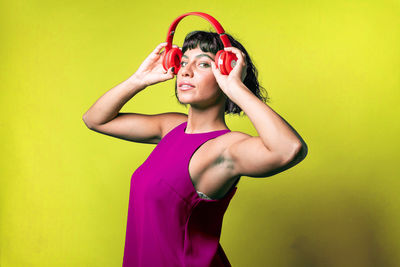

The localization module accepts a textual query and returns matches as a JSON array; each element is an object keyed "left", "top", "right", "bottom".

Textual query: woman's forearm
[
  {"left": 228, "top": 82, "right": 303, "bottom": 156},
  {"left": 82, "top": 75, "right": 145, "bottom": 127}
]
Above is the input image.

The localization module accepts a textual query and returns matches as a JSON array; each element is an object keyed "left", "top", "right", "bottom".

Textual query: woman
[{"left": 83, "top": 31, "right": 307, "bottom": 267}]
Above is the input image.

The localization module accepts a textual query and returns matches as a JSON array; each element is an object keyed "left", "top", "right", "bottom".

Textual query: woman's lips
[{"left": 178, "top": 84, "right": 195, "bottom": 91}]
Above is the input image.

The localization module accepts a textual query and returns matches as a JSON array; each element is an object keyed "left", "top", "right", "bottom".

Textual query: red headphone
[{"left": 162, "top": 12, "right": 238, "bottom": 76}]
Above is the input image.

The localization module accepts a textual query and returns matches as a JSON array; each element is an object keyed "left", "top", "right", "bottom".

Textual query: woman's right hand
[{"left": 129, "top": 42, "right": 180, "bottom": 88}]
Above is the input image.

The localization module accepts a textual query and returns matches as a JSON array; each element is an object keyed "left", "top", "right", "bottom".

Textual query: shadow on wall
[{"left": 284, "top": 189, "right": 394, "bottom": 267}]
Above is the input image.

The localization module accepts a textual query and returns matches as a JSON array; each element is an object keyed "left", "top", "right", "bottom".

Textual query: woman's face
[{"left": 175, "top": 47, "right": 225, "bottom": 108}]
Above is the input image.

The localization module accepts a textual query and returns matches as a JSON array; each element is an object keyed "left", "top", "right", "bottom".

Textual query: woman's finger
[
  {"left": 221, "top": 47, "right": 248, "bottom": 80},
  {"left": 211, "top": 61, "right": 222, "bottom": 78},
  {"left": 224, "top": 47, "right": 246, "bottom": 68},
  {"left": 152, "top": 42, "right": 168, "bottom": 55},
  {"left": 224, "top": 47, "right": 244, "bottom": 59},
  {"left": 162, "top": 67, "right": 175, "bottom": 80}
]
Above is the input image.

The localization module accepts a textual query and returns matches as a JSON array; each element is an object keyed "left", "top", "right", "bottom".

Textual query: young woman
[{"left": 83, "top": 31, "right": 307, "bottom": 267}]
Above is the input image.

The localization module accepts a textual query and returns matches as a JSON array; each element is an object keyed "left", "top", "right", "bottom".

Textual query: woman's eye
[
  {"left": 199, "top": 62, "right": 210, "bottom": 67},
  {"left": 180, "top": 62, "right": 187, "bottom": 67}
]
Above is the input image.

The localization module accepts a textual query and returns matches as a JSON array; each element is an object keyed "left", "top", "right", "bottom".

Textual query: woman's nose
[{"left": 180, "top": 64, "right": 193, "bottom": 77}]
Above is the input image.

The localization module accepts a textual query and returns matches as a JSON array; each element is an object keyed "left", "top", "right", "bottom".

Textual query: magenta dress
[{"left": 122, "top": 121, "right": 238, "bottom": 267}]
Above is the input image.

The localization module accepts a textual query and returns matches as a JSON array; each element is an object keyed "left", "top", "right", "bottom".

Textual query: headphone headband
[
  {"left": 162, "top": 12, "right": 237, "bottom": 75},
  {"left": 165, "top": 12, "right": 232, "bottom": 50}
]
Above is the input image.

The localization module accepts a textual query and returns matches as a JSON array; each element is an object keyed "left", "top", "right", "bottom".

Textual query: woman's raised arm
[{"left": 82, "top": 42, "right": 182, "bottom": 144}]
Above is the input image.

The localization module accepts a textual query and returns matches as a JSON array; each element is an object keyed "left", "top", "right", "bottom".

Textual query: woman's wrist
[{"left": 126, "top": 74, "right": 147, "bottom": 91}]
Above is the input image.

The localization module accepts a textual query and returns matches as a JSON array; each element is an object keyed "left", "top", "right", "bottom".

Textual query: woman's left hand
[{"left": 211, "top": 46, "right": 247, "bottom": 95}]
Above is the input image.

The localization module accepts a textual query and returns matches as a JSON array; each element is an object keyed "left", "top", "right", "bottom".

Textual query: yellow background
[{"left": 1, "top": 0, "right": 399, "bottom": 266}]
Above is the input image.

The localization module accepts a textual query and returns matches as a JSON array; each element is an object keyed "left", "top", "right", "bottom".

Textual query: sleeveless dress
[{"left": 122, "top": 121, "right": 239, "bottom": 267}]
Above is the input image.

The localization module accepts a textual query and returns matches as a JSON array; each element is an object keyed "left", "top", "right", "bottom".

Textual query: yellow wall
[{"left": 1, "top": 0, "right": 399, "bottom": 266}]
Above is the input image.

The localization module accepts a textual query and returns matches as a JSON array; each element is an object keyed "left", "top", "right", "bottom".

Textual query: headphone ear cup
[
  {"left": 224, "top": 51, "right": 238, "bottom": 75},
  {"left": 162, "top": 51, "right": 169, "bottom": 71},
  {"left": 164, "top": 48, "right": 182, "bottom": 75},
  {"left": 215, "top": 50, "right": 228, "bottom": 75}
]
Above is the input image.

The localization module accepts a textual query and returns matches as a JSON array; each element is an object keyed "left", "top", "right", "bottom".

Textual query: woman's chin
[{"left": 178, "top": 96, "right": 195, "bottom": 104}]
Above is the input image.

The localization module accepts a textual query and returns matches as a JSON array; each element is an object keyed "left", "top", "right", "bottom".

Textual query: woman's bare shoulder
[
  {"left": 223, "top": 130, "right": 252, "bottom": 141},
  {"left": 213, "top": 130, "right": 252, "bottom": 152},
  {"left": 159, "top": 112, "right": 188, "bottom": 139}
]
